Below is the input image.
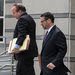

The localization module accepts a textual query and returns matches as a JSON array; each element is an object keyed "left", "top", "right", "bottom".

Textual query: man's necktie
[{"left": 44, "top": 31, "right": 48, "bottom": 40}]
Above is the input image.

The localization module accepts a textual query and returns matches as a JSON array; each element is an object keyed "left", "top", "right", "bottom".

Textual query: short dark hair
[
  {"left": 40, "top": 12, "right": 54, "bottom": 23},
  {"left": 13, "top": 3, "right": 26, "bottom": 12}
]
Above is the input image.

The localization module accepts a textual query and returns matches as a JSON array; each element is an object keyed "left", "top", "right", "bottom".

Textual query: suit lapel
[{"left": 41, "top": 25, "right": 56, "bottom": 54}]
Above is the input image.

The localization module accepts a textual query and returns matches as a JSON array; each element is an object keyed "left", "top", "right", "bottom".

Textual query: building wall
[{"left": 70, "top": 0, "right": 75, "bottom": 75}]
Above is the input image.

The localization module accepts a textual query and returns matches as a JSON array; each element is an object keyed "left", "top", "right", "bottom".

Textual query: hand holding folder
[{"left": 8, "top": 35, "right": 30, "bottom": 54}]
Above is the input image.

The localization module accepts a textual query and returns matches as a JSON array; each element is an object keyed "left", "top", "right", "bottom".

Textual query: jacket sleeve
[
  {"left": 16, "top": 17, "right": 28, "bottom": 46},
  {"left": 51, "top": 32, "right": 67, "bottom": 67}
]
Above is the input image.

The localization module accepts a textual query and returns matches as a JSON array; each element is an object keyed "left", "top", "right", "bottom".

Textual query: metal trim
[
  {"left": 34, "top": 57, "right": 75, "bottom": 62},
  {"left": 4, "top": 30, "right": 75, "bottom": 40},
  {"left": 6, "top": 0, "right": 22, "bottom": 3},
  {"left": 71, "top": 13, "right": 75, "bottom": 18},
  {"left": 5, "top": 13, "right": 69, "bottom": 19},
  {"left": 6, "top": 1, "right": 15, "bottom": 3},
  {"left": 5, "top": 13, "right": 75, "bottom": 19}
]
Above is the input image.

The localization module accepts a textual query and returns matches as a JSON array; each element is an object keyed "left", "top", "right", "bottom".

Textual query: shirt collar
[{"left": 47, "top": 25, "right": 55, "bottom": 34}]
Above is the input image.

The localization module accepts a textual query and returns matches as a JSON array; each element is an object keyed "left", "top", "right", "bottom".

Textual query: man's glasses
[
  {"left": 41, "top": 18, "right": 48, "bottom": 23},
  {"left": 41, "top": 20, "right": 46, "bottom": 23}
]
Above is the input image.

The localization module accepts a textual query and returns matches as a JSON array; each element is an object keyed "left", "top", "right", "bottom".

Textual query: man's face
[
  {"left": 40, "top": 17, "right": 49, "bottom": 29},
  {"left": 11, "top": 6, "right": 20, "bottom": 19}
]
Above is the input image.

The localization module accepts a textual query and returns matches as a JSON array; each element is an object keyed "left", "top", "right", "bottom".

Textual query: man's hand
[
  {"left": 47, "top": 63, "right": 55, "bottom": 70},
  {"left": 12, "top": 48, "right": 20, "bottom": 54}
]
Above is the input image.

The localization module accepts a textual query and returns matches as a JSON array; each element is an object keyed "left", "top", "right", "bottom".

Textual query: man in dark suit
[
  {"left": 39, "top": 12, "right": 70, "bottom": 75},
  {"left": 11, "top": 3, "right": 38, "bottom": 75}
]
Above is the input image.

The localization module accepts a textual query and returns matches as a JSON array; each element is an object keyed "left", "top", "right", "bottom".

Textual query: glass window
[
  {"left": 0, "top": 19, "right": 3, "bottom": 41},
  {"left": 0, "top": 0, "right": 4, "bottom": 16},
  {"left": 0, "top": 0, "right": 4, "bottom": 41}
]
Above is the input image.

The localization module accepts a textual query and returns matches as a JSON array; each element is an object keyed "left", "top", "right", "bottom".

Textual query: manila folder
[{"left": 8, "top": 35, "right": 30, "bottom": 53}]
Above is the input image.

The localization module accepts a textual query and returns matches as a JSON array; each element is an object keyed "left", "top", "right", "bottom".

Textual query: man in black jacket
[
  {"left": 11, "top": 3, "right": 38, "bottom": 75},
  {"left": 39, "top": 12, "right": 70, "bottom": 75}
]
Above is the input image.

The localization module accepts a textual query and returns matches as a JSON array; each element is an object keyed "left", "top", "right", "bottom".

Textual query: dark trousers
[
  {"left": 40, "top": 70, "right": 68, "bottom": 75},
  {"left": 16, "top": 59, "right": 35, "bottom": 75}
]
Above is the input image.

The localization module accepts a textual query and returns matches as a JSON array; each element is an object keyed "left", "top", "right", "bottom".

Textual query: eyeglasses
[
  {"left": 41, "top": 20, "right": 46, "bottom": 23},
  {"left": 41, "top": 18, "right": 49, "bottom": 23}
]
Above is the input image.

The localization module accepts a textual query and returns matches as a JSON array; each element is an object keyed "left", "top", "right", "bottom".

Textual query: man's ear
[
  {"left": 18, "top": 10, "right": 22, "bottom": 15},
  {"left": 48, "top": 19, "right": 51, "bottom": 22},
  {"left": 47, "top": 19, "right": 51, "bottom": 23},
  {"left": 19, "top": 10, "right": 22, "bottom": 13}
]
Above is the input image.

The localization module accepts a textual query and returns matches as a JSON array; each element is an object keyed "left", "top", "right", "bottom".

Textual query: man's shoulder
[
  {"left": 55, "top": 26, "right": 62, "bottom": 33},
  {"left": 20, "top": 14, "right": 33, "bottom": 22},
  {"left": 54, "top": 26, "right": 65, "bottom": 36}
]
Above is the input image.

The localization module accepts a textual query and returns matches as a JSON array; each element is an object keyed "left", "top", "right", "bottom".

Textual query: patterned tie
[{"left": 44, "top": 31, "right": 48, "bottom": 40}]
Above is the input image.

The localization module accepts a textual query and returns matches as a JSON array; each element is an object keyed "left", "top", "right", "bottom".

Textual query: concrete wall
[{"left": 70, "top": 0, "right": 75, "bottom": 75}]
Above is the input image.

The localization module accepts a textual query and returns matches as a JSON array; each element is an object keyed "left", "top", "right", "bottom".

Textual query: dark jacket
[
  {"left": 13, "top": 12, "right": 38, "bottom": 61},
  {"left": 41, "top": 25, "right": 70, "bottom": 75}
]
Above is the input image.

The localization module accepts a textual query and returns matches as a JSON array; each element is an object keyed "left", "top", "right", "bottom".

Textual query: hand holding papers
[{"left": 8, "top": 35, "right": 30, "bottom": 54}]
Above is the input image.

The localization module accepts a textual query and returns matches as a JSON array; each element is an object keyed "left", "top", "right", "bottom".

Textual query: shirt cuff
[{"left": 14, "top": 44, "right": 20, "bottom": 49}]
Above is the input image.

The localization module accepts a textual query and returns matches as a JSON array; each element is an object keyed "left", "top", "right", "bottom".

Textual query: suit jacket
[
  {"left": 13, "top": 12, "right": 38, "bottom": 61},
  {"left": 41, "top": 25, "right": 70, "bottom": 75}
]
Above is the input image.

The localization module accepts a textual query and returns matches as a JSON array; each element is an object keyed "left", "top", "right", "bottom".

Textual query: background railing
[{"left": 0, "top": 36, "right": 16, "bottom": 75}]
